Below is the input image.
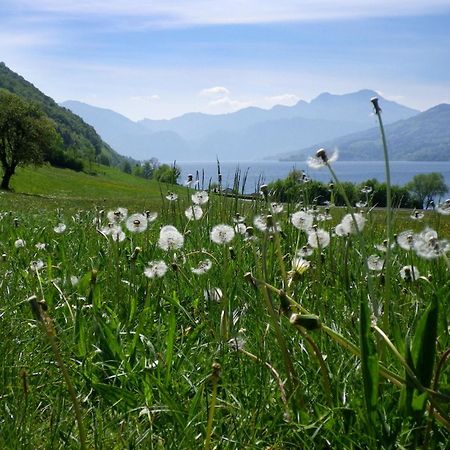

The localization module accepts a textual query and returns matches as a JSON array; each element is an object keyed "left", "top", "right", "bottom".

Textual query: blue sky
[{"left": 1, "top": 1, "right": 450, "bottom": 120}]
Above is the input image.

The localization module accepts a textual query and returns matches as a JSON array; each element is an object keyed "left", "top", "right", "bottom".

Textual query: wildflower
[
  {"left": 307, "top": 228, "right": 330, "bottom": 249},
  {"left": 54, "top": 223, "right": 67, "bottom": 234},
  {"left": 165, "top": 192, "right": 178, "bottom": 201},
  {"left": 436, "top": 199, "right": 450, "bottom": 215},
  {"left": 144, "top": 260, "right": 168, "bottom": 279},
  {"left": 30, "top": 260, "right": 44, "bottom": 272},
  {"left": 270, "top": 202, "right": 284, "bottom": 214},
  {"left": 204, "top": 287, "right": 223, "bottom": 302},
  {"left": 126, "top": 213, "right": 148, "bottom": 233},
  {"left": 291, "top": 211, "right": 314, "bottom": 231},
  {"left": 396, "top": 230, "right": 415, "bottom": 251},
  {"left": 191, "top": 259, "right": 212, "bottom": 275},
  {"left": 35, "top": 242, "right": 47, "bottom": 250},
  {"left": 107, "top": 208, "right": 128, "bottom": 224},
  {"left": 158, "top": 225, "right": 184, "bottom": 251},
  {"left": 340, "top": 213, "right": 366, "bottom": 235},
  {"left": 185, "top": 205, "right": 203, "bottom": 220},
  {"left": 288, "top": 257, "right": 311, "bottom": 285},
  {"left": 210, "top": 224, "right": 235, "bottom": 245},
  {"left": 367, "top": 255, "right": 384, "bottom": 271},
  {"left": 400, "top": 265, "right": 420, "bottom": 282},
  {"left": 191, "top": 190, "right": 209, "bottom": 205},
  {"left": 307, "top": 148, "right": 338, "bottom": 169},
  {"left": 410, "top": 210, "right": 424, "bottom": 220},
  {"left": 14, "top": 239, "right": 26, "bottom": 248}
]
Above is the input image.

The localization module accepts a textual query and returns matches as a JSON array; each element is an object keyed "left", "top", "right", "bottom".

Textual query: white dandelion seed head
[
  {"left": 316, "top": 212, "right": 332, "bottom": 222},
  {"left": 367, "top": 255, "right": 384, "bottom": 271},
  {"left": 185, "top": 205, "right": 203, "bottom": 221},
  {"left": 253, "top": 215, "right": 280, "bottom": 233},
  {"left": 107, "top": 208, "right": 128, "bottom": 224},
  {"left": 414, "top": 228, "right": 448, "bottom": 259},
  {"left": 340, "top": 213, "right": 366, "bottom": 235},
  {"left": 233, "top": 213, "right": 246, "bottom": 223},
  {"left": 126, "top": 213, "right": 148, "bottom": 233},
  {"left": 410, "top": 210, "right": 424, "bottom": 220},
  {"left": 165, "top": 192, "right": 178, "bottom": 201},
  {"left": 400, "top": 265, "right": 420, "bottom": 281},
  {"left": 204, "top": 287, "right": 223, "bottom": 302},
  {"left": 35, "top": 242, "right": 47, "bottom": 250},
  {"left": 228, "top": 335, "right": 246, "bottom": 351},
  {"left": 396, "top": 230, "right": 416, "bottom": 251},
  {"left": 436, "top": 199, "right": 450, "bottom": 215},
  {"left": 144, "top": 260, "right": 168, "bottom": 279},
  {"left": 158, "top": 225, "right": 184, "bottom": 251},
  {"left": 191, "top": 190, "right": 209, "bottom": 205},
  {"left": 334, "top": 224, "right": 350, "bottom": 237},
  {"left": 210, "top": 224, "right": 235, "bottom": 245},
  {"left": 54, "top": 223, "right": 67, "bottom": 234},
  {"left": 291, "top": 211, "right": 314, "bottom": 231},
  {"left": 191, "top": 259, "right": 212, "bottom": 275},
  {"left": 70, "top": 275, "right": 80, "bottom": 287},
  {"left": 297, "top": 245, "right": 314, "bottom": 257},
  {"left": 355, "top": 201, "right": 368, "bottom": 208},
  {"left": 307, "top": 148, "right": 339, "bottom": 169},
  {"left": 374, "top": 240, "right": 395, "bottom": 253},
  {"left": 307, "top": 228, "right": 330, "bottom": 249},
  {"left": 110, "top": 227, "right": 126, "bottom": 242},
  {"left": 14, "top": 239, "right": 26, "bottom": 248},
  {"left": 30, "top": 260, "right": 44, "bottom": 272},
  {"left": 270, "top": 202, "right": 284, "bottom": 214},
  {"left": 361, "top": 186, "right": 373, "bottom": 194}
]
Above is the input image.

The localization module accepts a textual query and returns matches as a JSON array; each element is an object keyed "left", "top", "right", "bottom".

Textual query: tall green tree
[
  {"left": 0, "top": 90, "right": 60, "bottom": 190},
  {"left": 406, "top": 172, "right": 448, "bottom": 208}
]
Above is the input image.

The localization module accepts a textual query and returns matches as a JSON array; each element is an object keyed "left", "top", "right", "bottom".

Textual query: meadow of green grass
[{"left": 0, "top": 164, "right": 449, "bottom": 449}]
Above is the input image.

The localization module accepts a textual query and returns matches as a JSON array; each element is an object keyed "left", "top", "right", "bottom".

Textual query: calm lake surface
[{"left": 167, "top": 160, "right": 450, "bottom": 196}]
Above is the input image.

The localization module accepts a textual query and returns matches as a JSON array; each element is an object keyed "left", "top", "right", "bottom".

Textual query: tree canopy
[
  {"left": 406, "top": 172, "right": 448, "bottom": 208},
  {"left": 0, "top": 89, "right": 60, "bottom": 189}
]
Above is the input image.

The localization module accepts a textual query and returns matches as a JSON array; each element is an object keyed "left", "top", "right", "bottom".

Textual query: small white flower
[
  {"left": 210, "top": 224, "right": 235, "bottom": 245},
  {"left": 126, "top": 213, "right": 148, "bottom": 233},
  {"left": 191, "top": 259, "right": 212, "bottom": 275},
  {"left": 30, "top": 260, "right": 44, "bottom": 272},
  {"left": 307, "top": 228, "right": 330, "bottom": 249},
  {"left": 400, "top": 265, "right": 420, "bottom": 282},
  {"left": 14, "top": 239, "right": 26, "bottom": 248},
  {"left": 35, "top": 242, "right": 47, "bottom": 250},
  {"left": 158, "top": 225, "right": 184, "bottom": 251},
  {"left": 367, "top": 255, "right": 384, "bottom": 271},
  {"left": 144, "top": 260, "right": 168, "bottom": 279},
  {"left": 70, "top": 275, "right": 80, "bottom": 287},
  {"left": 185, "top": 205, "right": 203, "bottom": 221},
  {"left": 54, "top": 223, "right": 67, "bottom": 234},
  {"left": 107, "top": 208, "right": 128, "bottom": 224},
  {"left": 291, "top": 211, "right": 314, "bottom": 231},
  {"left": 191, "top": 191, "right": 209, "bottom": 205}
]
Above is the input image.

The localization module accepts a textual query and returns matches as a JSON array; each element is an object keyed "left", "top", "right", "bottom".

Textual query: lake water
[{"left": 166, "top": 160, "right": 450, "bottom": 196}]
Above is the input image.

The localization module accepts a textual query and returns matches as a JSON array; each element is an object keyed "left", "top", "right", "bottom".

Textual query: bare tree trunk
[{"left": 1, "top": 166, "right": 14, "bottom": 190}]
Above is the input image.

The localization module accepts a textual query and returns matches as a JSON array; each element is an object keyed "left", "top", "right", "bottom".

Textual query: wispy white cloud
[
  {"left": 7, "top": 0, "right": 450, "bottom": 26},
  {"left": 199, "top": 86, "right": 230, "bottom": 98},
  {"left": 130, "top": 94, "right": 161, "bottom": 102}
]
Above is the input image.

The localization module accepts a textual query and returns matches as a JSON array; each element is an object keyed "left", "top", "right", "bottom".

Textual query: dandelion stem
[{"left": 204, "top": 362, "right": 221, "bottom": 450}]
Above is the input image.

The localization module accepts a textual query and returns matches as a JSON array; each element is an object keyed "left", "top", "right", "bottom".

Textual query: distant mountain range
[
  {"left": 62, "top": 89, "right": 419, "bottom": 161},
  {"left": 0, "top": 62, "right": 128, "bottom": 167},
  {"left": 280, "top": 104, "right": 450, "bottom": 161}
]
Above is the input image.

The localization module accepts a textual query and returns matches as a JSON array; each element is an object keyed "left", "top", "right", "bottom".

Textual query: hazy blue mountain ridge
[
  {"left": 62, "top": 90, "right": 419, "bottom": 161},
  {"left": 280, "top": 104, "right": 450, "bottom": 161}
]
